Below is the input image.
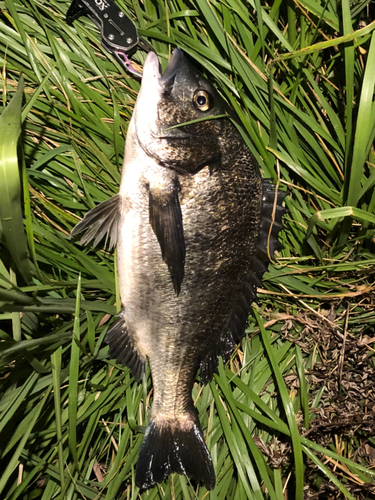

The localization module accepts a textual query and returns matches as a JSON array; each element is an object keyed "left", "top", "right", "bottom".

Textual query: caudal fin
[{"left": 135, "top": 416, "right": 215, "bottom": 490}]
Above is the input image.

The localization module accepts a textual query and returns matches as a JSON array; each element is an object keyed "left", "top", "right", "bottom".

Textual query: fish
[{"left": 70, "top": 48, "right": 287, "bottom": 490}]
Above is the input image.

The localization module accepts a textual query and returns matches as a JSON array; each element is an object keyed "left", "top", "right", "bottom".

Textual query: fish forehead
[
  {"left": 159, "top": 51, "right": 228, "bottom": 119},
  {"left": 135, "top": 51, "right": 220, "bottom": 126},
  {"left": 162, "top": 52, "right": 218, "bottom": 102}
]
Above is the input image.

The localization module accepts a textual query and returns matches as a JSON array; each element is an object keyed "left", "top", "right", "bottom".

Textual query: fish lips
[{"left": 158, "top": 49, "right": 186, "bottom": 92}]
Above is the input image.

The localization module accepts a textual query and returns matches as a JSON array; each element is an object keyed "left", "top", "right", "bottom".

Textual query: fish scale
[{"left": 71, "top": 48, "right": 287, "bottom": 490}]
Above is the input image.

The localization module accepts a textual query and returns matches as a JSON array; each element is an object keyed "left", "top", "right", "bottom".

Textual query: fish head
[{"left": 134, "top": 49, "right": 232, "bottom": 173}]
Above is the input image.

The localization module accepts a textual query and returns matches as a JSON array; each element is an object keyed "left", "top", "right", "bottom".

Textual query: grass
[{"left": 1, "top": 0, "right": 375, "bottom": 498}]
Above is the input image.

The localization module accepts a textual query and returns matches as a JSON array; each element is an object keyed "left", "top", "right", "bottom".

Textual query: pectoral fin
[
  {"left": 70, "top": 194, "right": 121, "bottom": 250},
  {"left": 149, "top": 184, "right": 185, "bottom": 295}
]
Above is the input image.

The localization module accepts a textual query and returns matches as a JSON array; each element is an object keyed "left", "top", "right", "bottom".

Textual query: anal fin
[
  {"left": 105, "top": 311, "right": 145, "bottom": 381},
  {"left": 70, "top": 194, "right": 121, "bottom": 250},
  {"left": 149, "top": 183, "right": 185, "bottom": 295},
  {"left": 200, "top": 326, "right": 235, "bottom": 383}
]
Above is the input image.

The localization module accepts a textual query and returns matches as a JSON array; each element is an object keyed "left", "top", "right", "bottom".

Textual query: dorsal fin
[
  {"left": 70, "top": 194, "right": 121, "bottom": 250},
  {"left": 199, "top": 179, "right": 288, "bottom": 382},
  {"left": 149, "top": 182, "right": 185, "bottom": 296}
]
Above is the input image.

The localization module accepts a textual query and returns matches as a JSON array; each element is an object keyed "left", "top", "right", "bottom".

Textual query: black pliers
[{"left": 66, "top": 0, "right": 151, "bottom": 77}]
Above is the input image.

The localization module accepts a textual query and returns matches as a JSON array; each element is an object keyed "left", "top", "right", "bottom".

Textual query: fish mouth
[
  {"left": 141, "top": 49, "right": 193, "bottom": 140},
  {"left": 149, "top": 129, "right": 193, "bottom": 140},
  {"left": 159, "top": 49, "right": 185, "bottom": 92},
  {"left": 142, "top": 49, "right": 185, "bottom": 91}
]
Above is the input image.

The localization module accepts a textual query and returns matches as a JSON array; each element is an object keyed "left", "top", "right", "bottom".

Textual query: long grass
[{"left": 1, "top": 0, "right": 375, "bottom": 498}]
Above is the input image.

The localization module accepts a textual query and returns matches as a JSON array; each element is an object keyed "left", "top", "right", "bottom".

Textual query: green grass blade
[
  {"left": 347, "top": 30, "right": 375, "bottom": 207},
  {"left": 275, "top": 20, "right": 375, "bottom": 62},
  {"left": 0, "top": 386, "right": 50, "bottom": 495},
  {"left": 307, "top": 206, "right": 375, "bottom": 238},
  {"left": 0, "top": 77, "right": 32, "bottom": 282},
  {"left": 2, "top": 0, "right": 375, "bottom": 497},
  {"left": 341, "top": 0, "right": 354, "bottom": 205},
  {"left": 302, "top": 447, "right": 356, "bottom": 500},
  {"left": 68, "top": 274, "right": 82, "bottom": 472},
  {"left": 254, "top": 308, "right": 304, "bottom": 500},
  {"left": 51, "top": 347, "right": 65, "bottom": 492}
]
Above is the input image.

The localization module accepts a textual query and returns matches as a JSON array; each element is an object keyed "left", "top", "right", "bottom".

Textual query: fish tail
[{"left": 135, "top": 413, "right": 215, "bottom": 490}]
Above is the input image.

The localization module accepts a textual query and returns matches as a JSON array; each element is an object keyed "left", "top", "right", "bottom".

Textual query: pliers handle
[{"left": 66, "top": 0, "right": 150, "bottom": 76}]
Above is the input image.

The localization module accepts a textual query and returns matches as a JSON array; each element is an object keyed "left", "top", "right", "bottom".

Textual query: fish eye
[{"left": 193, "top": 90, "right": 212, "bottom": 112}]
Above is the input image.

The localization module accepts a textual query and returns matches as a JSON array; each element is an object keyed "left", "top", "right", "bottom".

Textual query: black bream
[{"left": 71, "top": 49, "right": 286, "bottom": 490}]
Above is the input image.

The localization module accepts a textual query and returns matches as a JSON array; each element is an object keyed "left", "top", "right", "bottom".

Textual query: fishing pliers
[{"left": 66, "top": 0, "right": 151, "bottom": 77}]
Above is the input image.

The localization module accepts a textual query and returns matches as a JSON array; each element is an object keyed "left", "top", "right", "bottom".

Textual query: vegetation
[{"left": 1, "top": 0, "right": 375, "bottom": 498}]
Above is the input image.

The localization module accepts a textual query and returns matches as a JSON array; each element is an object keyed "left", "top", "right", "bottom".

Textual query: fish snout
[{"left": 142, "top": 51, "right": 162, "bottom": 81}]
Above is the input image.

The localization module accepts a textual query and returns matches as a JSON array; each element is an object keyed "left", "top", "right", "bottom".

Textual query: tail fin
[{"left": 135, "top": 416, "right": 215, "bottom": 490}]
